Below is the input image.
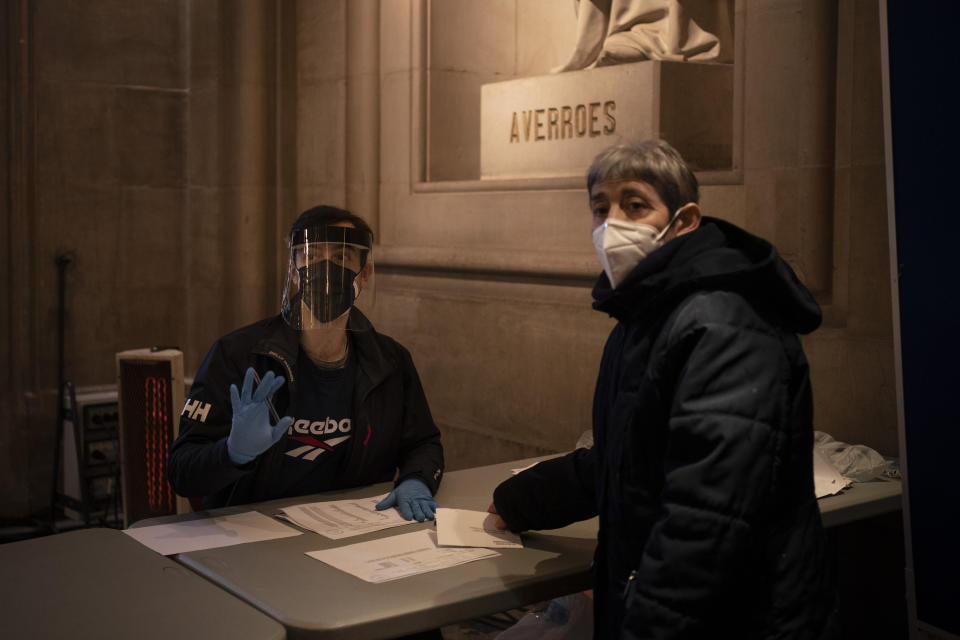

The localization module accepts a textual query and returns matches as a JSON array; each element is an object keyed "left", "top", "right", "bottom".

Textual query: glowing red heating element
[{"left": 144, "top": 376, "right": 175, "bottom": 513}]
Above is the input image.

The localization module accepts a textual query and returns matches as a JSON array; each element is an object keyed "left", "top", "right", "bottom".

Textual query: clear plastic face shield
[{"left": 281, "top": 224, "right": 375, "bottom": 331}]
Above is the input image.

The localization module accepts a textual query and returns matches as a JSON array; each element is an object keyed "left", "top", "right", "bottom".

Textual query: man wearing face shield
[
  {"left": 490, "top": 140, "right": 838, "bottom": 638},
  {"left": 168, "top": 205, "right": 443, "bottom": 522}
]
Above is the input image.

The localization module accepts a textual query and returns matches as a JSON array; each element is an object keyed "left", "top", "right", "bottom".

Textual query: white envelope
[{"left": 435, "top": 508, "right": 523, "bottom": 549}]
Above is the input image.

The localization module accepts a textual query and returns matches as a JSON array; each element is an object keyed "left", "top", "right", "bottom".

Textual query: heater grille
[{"left": 116, "top": 349, "right": 186, "bottom": 526}]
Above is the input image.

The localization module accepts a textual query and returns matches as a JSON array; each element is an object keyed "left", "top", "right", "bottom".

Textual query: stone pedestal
[{"left": 480, "top": 61, "right": 733, "bottom": 180}]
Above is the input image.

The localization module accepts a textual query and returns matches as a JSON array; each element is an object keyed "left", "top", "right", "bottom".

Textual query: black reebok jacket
[
  {"left": 168, "top": 309, "right": 443, "bottom": 508},
  {"left": 494, "top": 218, "right": 838, "bottom": 638}
]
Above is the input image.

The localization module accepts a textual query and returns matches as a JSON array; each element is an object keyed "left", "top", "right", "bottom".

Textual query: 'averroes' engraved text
[{"left": 509, "top": 101, "right": 616, "bottom": 143}]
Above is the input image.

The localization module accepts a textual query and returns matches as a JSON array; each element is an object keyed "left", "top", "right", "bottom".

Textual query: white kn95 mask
[{"left": 592, "top": 214, "right": 679, "bottom": 289}]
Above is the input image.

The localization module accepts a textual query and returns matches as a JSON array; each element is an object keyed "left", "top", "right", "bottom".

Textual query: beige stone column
[
  {"left": 346, "top": 0, "right": 380, "bottom": 235},
  {"left": 2, "top": 0, "right": 37, "bottom": 517}
]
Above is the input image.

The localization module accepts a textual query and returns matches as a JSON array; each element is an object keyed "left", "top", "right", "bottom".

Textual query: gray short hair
[{"left": 586, "top": 140, "right": 699, "bottom": 213}]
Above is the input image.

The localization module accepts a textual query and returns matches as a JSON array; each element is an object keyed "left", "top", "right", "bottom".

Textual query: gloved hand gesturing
[
  {"left": 375, "top": 477, "right": 437, "bottom": 522},
  {"left": 226, "top": 367, "right": 293, "bottom": 465}
]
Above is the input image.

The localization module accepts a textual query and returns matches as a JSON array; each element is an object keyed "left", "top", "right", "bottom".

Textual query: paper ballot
[
  {"left": 813, "top": 445, "right": 852, "bottom": 498},
  {"left": 277, "top": 494, "right": 415, "bottom": 539},
  {"left": 124, "top": 511, "right": 301, "bottom": 555},
  {"left": 511, "top": 461, "right": 539, "bottom": 475},
  {"left": 435, "top": 508, "right": 523, "bottom": 549},
  {"left": 306, "top": 529, "right": 499, "bottom": 583}
]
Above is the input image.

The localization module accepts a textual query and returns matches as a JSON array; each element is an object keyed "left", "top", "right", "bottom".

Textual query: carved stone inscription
[
  {"left": 481, "top": 60, "right": 733, "bottom": 180},
  {"left": 509, "top": 102, "right": 616, "bottom": 143}
]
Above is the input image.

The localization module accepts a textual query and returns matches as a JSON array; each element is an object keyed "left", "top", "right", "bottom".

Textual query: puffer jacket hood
[{"left": 592, "top": 217, "right": 822, "bottom": 335}]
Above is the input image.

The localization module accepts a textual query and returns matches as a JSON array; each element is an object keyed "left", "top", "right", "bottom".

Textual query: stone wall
[
  {"left": 1, "top": 0, "right": 309, "bottom": 517},
  {"left": 0, "top": 0, "right": 897, "bottom": 517},
  {"left": 3, "top": 0, "right": 193, "bottom": 517},
  {"left": 371, "top": 0, "right": 897, "bottom": 473}
]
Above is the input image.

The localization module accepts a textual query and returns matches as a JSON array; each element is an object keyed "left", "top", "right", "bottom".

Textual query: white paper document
[
  {"left": 306, "top": 529, "right": 500, "bottom": 583},
  {"left": 511, "top": 461, "right": 539, "bottom": 475},
  {"left": 813, "top": 445, "right": 852, "bottom": 498},
  {"left": 435, "top": 508, "right": 523, "bottom": 549},
  {"left": 123, "top": 511, "right": 301, "bottom": 555},
  {"left": 277, "top": 494, "right": 414, "bottom": 539}
]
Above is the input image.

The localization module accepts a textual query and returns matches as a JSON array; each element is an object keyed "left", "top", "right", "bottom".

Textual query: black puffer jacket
[
  {"left": 168, "top": 309, "right": 443, "bottom": 509},
  {"left": 494, "top": 218, "right": 838, "bottom": 638}
]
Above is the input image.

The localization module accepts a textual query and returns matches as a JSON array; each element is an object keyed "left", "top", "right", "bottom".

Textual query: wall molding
[
  {"left": 410, "top": 0, "right": 745, "bottom": 194},
  {"left": 411, "top": 169, "right": 744, "bottom": 194},
  {"left": 375, "top": 244, "right": 598, "bottom": 284}
]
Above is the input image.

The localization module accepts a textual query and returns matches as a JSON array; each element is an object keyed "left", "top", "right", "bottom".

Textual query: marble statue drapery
[{"left": 554, "top": 0, "right": 720, "bottom": 72}]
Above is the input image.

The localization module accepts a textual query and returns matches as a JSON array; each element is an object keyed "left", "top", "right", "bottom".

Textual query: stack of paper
[
  {"left": 124, "top": 511, "right": 301, "bottom": 555},
  {"left": 304, "top": 507, "right": 523, "bottom": 583},
  {"left": 307, "top": 529, "right": 500, "bottom": 583},
  {"left": 277, "top": 494, "right": 413, "bottom": 539}
]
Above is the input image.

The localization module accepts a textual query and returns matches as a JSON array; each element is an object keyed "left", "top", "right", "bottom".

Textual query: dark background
[{"left": 886, "top": 0, "right": 960, "bottom": 635}]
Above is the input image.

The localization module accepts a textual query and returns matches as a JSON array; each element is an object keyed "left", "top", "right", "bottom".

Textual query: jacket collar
[
  {"left": 250, "top": 316, "right": 301, "bottom": 386},
  {"left": 592, "top": 217, "right": 821, "bottom": 334},
  {"left": 591, "top": 221, "right": 725, "bottom": 323},
  {"left": 250, "top": 309, "right": 396, "bottom": 394},
  {"left": 347, "top": 308, "right": 396, "bottom": 400}
]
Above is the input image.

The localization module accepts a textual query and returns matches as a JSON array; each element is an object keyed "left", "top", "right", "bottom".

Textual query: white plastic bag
[
  {"left": 813, "top": 431, "right": 900, "bottom": 481},
  {"left": 495, "top": 593, "right": 593, "bottom": 640}
]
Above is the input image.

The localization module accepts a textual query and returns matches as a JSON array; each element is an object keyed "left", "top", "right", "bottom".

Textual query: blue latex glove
[
  {"left": 226, "top": 367, "right": 293, "bottom": 464},
  {"left": 375, "top": 477, "right": 437, "bottom": 521}
]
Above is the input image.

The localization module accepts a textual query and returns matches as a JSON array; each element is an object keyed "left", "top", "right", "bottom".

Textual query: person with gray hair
[
  {"left": 491, "top": 140, "right": 838, "bottom": 637},
  {"left": 587, "top": 139, "right": 699, "bottom": 214}
]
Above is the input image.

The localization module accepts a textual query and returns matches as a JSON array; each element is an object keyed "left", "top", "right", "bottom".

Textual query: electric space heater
[{"left": 115, "top": 348, "right": 190, "bottom": 526}]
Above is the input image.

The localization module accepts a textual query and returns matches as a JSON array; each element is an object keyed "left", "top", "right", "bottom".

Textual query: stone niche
[{"left": 480, "top": 60, "right": 733, "bottom": 180}]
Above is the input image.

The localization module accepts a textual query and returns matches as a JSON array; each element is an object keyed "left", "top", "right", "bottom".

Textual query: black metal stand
[
  {"left": 46, "top": 251, "right": 122, "bottom": 533},
  {"left": 48, "top": 253, "right": 74, "bottom": 533}
]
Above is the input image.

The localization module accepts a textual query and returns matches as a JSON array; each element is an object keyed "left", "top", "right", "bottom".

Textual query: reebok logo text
[{"left": 288, "top": 418, "right": 352, "bottom": 436}]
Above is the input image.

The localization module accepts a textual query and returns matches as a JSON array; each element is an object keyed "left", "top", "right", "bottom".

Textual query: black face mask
[{"left": 297, "top": 261, "right": 358, "bottom": 323}]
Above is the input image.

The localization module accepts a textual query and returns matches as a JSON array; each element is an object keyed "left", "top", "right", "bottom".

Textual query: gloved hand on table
[
  {"left": 226, "top": 367, "right": 292, "bottom": 464},
  {"left": 375, "top": 477, "right": 437, "bottom": 521}
]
